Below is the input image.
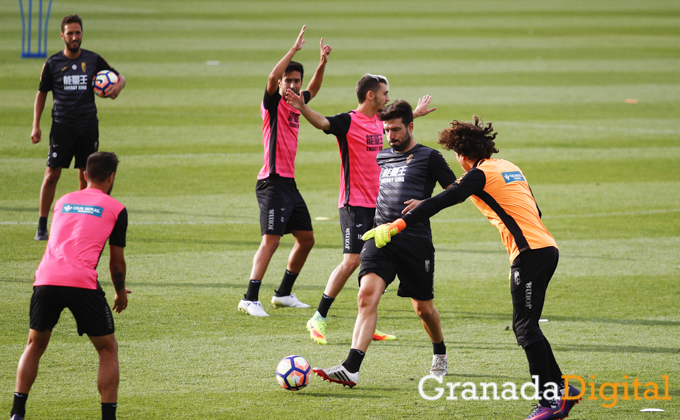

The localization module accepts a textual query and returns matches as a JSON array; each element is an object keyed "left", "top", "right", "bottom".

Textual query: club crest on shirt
[
  {"left": 406, "top": 154, "right": 413, "bottom": 164},
  {"left": 81, "top": 62, "right": 86, "bottom": 72},
  {"left": 61, "top": 66, "right": 68, "bottom": 72}
]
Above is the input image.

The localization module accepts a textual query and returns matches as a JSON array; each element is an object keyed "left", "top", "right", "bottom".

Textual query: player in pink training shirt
[
  {"left": 11, "top": 152, "right": 130, "bottom": 420},
  {"left": 238, "top": 26, "right": 332, "bottom": 317},
  {"left": 286, "top": 75, "right": 437, "bottom": 345}
]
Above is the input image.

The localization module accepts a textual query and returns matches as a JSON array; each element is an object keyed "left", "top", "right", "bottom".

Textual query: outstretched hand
[
  {"left": 320, "top": 38, "right": 332, "bottom": 64},
  {"left": 293, "top": 25, "right": 306, "bottom": 51},
  {"left": 413, "top": 95, "right": 437, "bottom": 118},
  {"left": 362, "top": 222, "right": 402, "bottom": 248},
  {"left": 285, "top": 88, "right": 305, "bottom": 110}
]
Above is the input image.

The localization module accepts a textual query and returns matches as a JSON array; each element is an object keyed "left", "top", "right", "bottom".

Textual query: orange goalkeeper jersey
[{"left": 402, "top": 158, "right": 556, "bottom": 262}]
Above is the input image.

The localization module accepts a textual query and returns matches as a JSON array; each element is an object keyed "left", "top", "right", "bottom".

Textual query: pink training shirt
[
  {"left": 258, "top": 88, "right": 311, "bottom": 180},
  {"left": 34, "top": 188, "right": 126, "bottom": 290},
  {"left": 324, "top": 110, "right": 384, "bottom": 208}
]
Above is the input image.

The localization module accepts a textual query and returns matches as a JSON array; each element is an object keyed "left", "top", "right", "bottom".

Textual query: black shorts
[
  {"left": 510, "top": 247, "right": 559, "bottom": 348},
  {"left": 256, "top": 176, "right": 313, "bottom": 236},
  {"left": 339, "top": 205, "right": 375, "bottom": 254},
  {"left": 359, "top": 235, "right": 435, "bottom": 301},
  {"left": 29, "top": 284, "right": 115, "bottom": 337},
  {"left": 47, "top": 122, "right": 99, "bottom": 169}
]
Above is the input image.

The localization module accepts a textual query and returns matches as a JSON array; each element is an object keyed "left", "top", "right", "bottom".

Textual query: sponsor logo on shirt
[
  {"left": 502, "top": 171, "right": 525, "bottom": 183},
  {"left": 366, "top": 134, "right": 383, "bottom": 151},
  {"left": 61, "top": 204, "right": 104, "bottom": 217},
  {"left": 287, "top": 111, "right": 300, "bottom": 128},
  {"left": 380, "top": 166, "right": 407, "bottom": 184},
  {"left": 63, "top": 74, "right": 88, "bottom": 91}
]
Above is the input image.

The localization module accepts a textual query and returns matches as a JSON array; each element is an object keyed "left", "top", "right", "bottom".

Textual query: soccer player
[
  {"left": 311, "top": 100, "right": 456, "bottom": 386},
  {"left": 31, "top": 14, "right": 126, "bottom": 241},
  {"left": 286, "top": 76, "right": 436, "bottom": 344},
  {"left": 361, "top": 117, "right": 580, "bottom": 419},
  {"left": 10, "top": 152, "right": 130, "bottom": 420},
  {"left": 238, "top": 26, "right": 332, "bottom": 317}
]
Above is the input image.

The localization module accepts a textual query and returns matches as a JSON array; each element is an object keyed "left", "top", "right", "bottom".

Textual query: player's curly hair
[{"left": 437, "top": 115, "right": 499, "bottom": 160}]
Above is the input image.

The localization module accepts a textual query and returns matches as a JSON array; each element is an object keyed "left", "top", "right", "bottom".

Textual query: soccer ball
[
  {"left": 276, "top": 355, "right": 311, "bottom": 391},
  {"left": 93, "top": 70, "right": 118, "bottom": 98}
]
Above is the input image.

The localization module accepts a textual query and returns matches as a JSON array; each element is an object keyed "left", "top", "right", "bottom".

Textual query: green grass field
[{"left": 1, "top": 1, "right": 679, "bottom": 418}]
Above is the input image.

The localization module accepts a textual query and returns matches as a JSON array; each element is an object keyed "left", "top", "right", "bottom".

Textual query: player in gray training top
[
  {"left": 31, "top": 14, "right": 126, "bottom": 241},
  {"left": 312, "top": 100, "right": 456, "bottom": 387}
]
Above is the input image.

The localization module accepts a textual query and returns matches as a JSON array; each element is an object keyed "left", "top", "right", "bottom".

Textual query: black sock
[
  {"left": 244, "top": 280, "right": 261, "bottom": 301},
  {"left": 11, "top": 392, "right": 28, "bottom": 417},
  {"left": 342, "top": 348, "right": 365, "bottom": 373},
  {"left": 275, "top": 270, "right": 298, "bottom": 297},
  {"left": 524, "top": 339, "right": 554, "bottom": 407},
  {"left": 432, "top": 340, "right": 446, "bottom": 355},
  {"left": 101, "top": 402, "right": 117, "bottom": 420},
  {"left": 317, "top": 294, "right": 335, "bottom": 318},
  {"left": 38, "top": 217, "right": 47, "bottom": 230},
  {"left": 543, "top": 338, "right": 563, "bottom": 383}
]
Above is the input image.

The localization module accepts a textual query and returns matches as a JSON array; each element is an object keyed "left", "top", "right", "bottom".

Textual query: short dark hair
[
  {"left": 356, "top": 74, "right": 389, "bottom": 104},
  {"left": 86, "top": 152, "right": 119, "bottom": 183},
  {"left": 61, "top": 14, "right": 82, "bottom": 33},
  {"left": 437, "top": 116, "right": 499, "bottom": 160},
  {"left": 378, "top": 100, "right": 413, "bottom": 127},
  {"left": 284, "top": 61, "right": 304, "bottom": 80}
]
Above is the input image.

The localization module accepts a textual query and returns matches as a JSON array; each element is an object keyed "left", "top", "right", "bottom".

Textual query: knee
[
  {"left": 261, "top": 235, "right": 281, "bottom": 251},
  {"left": 43, "top": 171, "right": 61, "bottom": 186},
  {"left": 299, "top": 234, "right": 315, "bottom": 251},
  {"left": 344, "top": 254, "right": 361, "bottom": 272},
  {"left": 415, "top": 304, "right": 438, "bottom": 321},
  {"left": 357, "top": 288, "right": 380, "bottom": 311}
]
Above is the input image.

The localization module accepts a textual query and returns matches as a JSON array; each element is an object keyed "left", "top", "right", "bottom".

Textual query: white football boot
[
  {"left": 271, "top": 293, "right": 310, "bottom": 308},
  {"left": 238, "top": 299, "right": 269, "bottom": 317},
  {"left": 313, "top": 364, "right": 359, "bottom": 388},
  {"left": 429, "top": 354, "right": 448, "bottom": 376}
]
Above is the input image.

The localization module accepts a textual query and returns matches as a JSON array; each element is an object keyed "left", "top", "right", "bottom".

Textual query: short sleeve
[
  {"left": 263, "top": 87, "right": 282, "bottom": 110},
  {"left": 109, "top": 208, "right": 128, "bottom": 247},
  {"left": 96, "top": 55, "right": 117, "bottom": 75},
  {"left": 38, "top": 61, "right": 53, "bottom": 92},
  {"left": 323, "top": 113, "right": 352, "bottom": 136},
  {"left": 302, "top": 90, "right": 311, "bottom": 104},
  {"left": 428, "top": 150, "right": 457, "bottom": 189}
]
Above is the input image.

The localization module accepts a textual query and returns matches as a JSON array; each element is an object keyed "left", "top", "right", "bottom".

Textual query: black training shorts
[
  {"left": 339, "top": 205, "right": 375, "bottom": 254},
  {"left": 256, "top": 176, "right": 313, "bottom": 236},
  {"left": 47, "top": 122, "right": 99, "bottom": 169},
  {"left": 359, "top": 235, "right": 435, "bottom": 301},
  {"left": 510, "top": 246, "right": 559, "bottom": 348},
  {"left": 29, "top": 284, "right": 115, "bottom": 337}
]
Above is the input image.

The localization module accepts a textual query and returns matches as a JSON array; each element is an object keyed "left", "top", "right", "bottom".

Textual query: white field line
[{"left": 2, "top": 209, "right": 678, "bottom": 226}]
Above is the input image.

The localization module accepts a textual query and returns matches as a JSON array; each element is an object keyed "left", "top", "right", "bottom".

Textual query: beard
[
  {"left": 65, "top": 41, "right": 80, "bottom": 53},
  {"left": 392, "top": 132, "right": 412, "bottom": 152}
]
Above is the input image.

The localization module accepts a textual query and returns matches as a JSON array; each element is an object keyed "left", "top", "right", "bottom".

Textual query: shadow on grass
[{"left": 554, "top": 344, "right": 680, "bottom": 355}]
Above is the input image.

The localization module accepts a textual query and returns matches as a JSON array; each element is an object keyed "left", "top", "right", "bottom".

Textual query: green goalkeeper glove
[{"left": 362, "top": 219, "right": 407, "bottom": 248}]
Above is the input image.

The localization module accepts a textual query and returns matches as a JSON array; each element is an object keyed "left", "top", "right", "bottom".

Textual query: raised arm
[
  {"left": 31, "top": 91, "right": 47, "bottom": 144},
  {"left": 305, "top": 38, "right": 332, "bottom": 100},
  {"left": 285, "top": 88, "right": 331, "bottom": 131},
  {"left": 109, "top": 245, "right": 131, "bottom": 313},
  {"left": 266, "top": 25, "right": 306, "bottom": 96},
  {"left": 413, "top": 95, "right": 437, "bottom": 118}
]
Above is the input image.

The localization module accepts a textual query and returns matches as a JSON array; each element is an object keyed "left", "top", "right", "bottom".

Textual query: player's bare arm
[
  {"left": 305, "top": 38, "right": 333, "bottom": 100},
  {"left": 285, "top": 88, "right": 331, "bottom": 131},
  {"left": 105, "top": 74, "right": 126, "bottom": 100},
  {"left": 266, "top": 25, "right": 306, "bottom": 96},
  {"left": 110, "top": 245, "right": 131, "bottom": 313},
  {"left": 31, "top": 91, "right": 48, "bottom": 144},
  {"left": 413, "top": 95, "right": 437, "bottom": 118}
]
